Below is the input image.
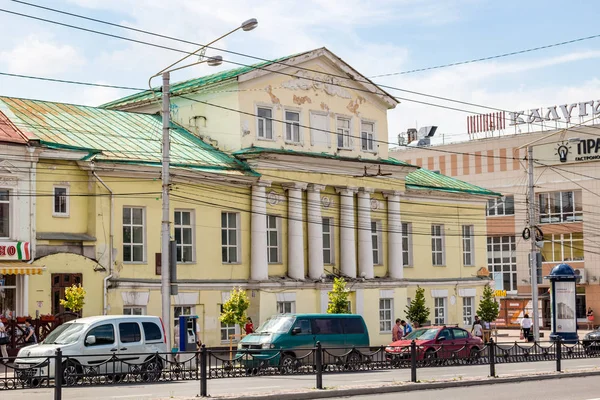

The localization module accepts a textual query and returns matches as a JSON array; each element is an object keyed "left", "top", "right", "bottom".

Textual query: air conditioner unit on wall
[{"left": 574, "top": 268, "right": 587, "bottom": 284}]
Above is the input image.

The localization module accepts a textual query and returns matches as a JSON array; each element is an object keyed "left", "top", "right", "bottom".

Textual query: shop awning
[{"left": 0, "top": 263, "right": 45, "bottom": 275}]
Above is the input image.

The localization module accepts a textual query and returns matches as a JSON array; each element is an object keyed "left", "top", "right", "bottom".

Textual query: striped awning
[{"left": 0, "top": 264, "right": 45, "bottom": 275}]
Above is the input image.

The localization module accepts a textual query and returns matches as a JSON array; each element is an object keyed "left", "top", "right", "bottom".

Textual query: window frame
[
  {"left": 174, "top": 209, "right": 195, "bottom": 263},
  {"left": 462, "top": 225, "right": 475, "bottom": 266},
  {"left": 371, "top": 220, "right": 383, "bottom": 265},
  {"left": 173, "top": 305, "right": 194, "bottom": 328},
  {"left": 122, "top": 206, "right": 146, "bottom": 264},
  {"left": 487, "top": 236, "right": 518, "bottom": 293},
  {"left": 123, "top": 306, "right": 145, "bottom": 316},
  {"left": 119, "top": 322, "right": 142, "bottom": 344},
  {"left": 360, "top": 120, "right": 375, "bottom": 152},
  {"left": 256, "top": 105, "right": 274, "bottom": 140},
  {"left": 336, "top": 116, "right": 352, "bottom": 150},
  {"left": 434, "top": 297, "right": 447, "bottom": 325},
  {"left": 541, "top": 232, "right": 584, "bottom": 262},
  {"left": 486, "top": 195, "right": 515, "bottom": 217},
  {"left": 85, "top": 323, "right": 115, "bottom": 347},
  {"left": 0, "top": 188, "right": 10, "bottom": 239},
  {"left": 462, "top": 297, "right": 474, "bottom": 326},
  {"left": 538, "top": 190, "right": 583, "bottom": 223},
  {"left": 379, "top": 298, "right": 393, "bottom": 333},
  {"left": 266, "top": 214, "right": 281, "bottom": 264},
  {"left": 53, "top": 185, "right": 69, "bottom": 217},
  {"left": 221, "top": 212, "right": 241, "bottom": 264},
  {"left": 402, "top": 222, "right": 413, "bottom": 267},
  {"left": 277, "top": 301, "right": 296, "bottom": 314},
  {"left": 284, "top": 108, "right": 301, "bottom": 144},
  {"left": 431, "top": 224, "right": 445, "bottom": 266},
  {"left": 219, "top": 304, "right": 239, "bottom": 342},
  {"left": 322, "top": 217, "right": 335, "bottom": 264}
]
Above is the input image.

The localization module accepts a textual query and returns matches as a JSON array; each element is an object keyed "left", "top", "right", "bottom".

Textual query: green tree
[
  {"left": 477, "top": 284, "right": 500, "bottom": 323},
  {"left": 327, "top": 277, "right": 350, "bottom": 314},
  {"left": 405, "top": 286, "right": 430, "bottom": 326},
  {"left": 59, "top": 284, "right": 86, "bottom": 313},
  {"left": 219, "top": 287, "right": 251, "bottom": 333}
]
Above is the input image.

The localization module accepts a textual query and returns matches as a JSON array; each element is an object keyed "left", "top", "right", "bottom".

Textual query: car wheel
[
  {"left": 142, "top": 358, "right": 163, "bottom": 382},
  {"left": 424, "top": 348, "right": 437, "bottom": 364},
  {"left": 279, "top": 354, "right": 297, "bottom": 374},
  {"left": 346, "top": 352, "right": 362, "bottom": 370},
  {"left": 62, "top": 360, "right": 82, "bottom": 387}
]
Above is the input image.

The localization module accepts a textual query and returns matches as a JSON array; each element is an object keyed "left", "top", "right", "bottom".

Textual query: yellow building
[{"left": 0, "top": 48, "right": 499, "bottom": 347}]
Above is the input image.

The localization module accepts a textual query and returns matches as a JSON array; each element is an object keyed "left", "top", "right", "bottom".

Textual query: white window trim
[
  {"left": 174, "top": 209, "right": 195, "bottom": 264},
  {"left": 487, "top": 195, "right": 515, "bottom": 217},
  {"left": 277, "top": 301, "right": 296, "bottom": 314},
  {"left": 255, "top": 104, "right": 275, "bottom": 141},
  {"left": 402, "top": 222, "right": 413, "bottom": 267},
  {"left": 431, "top": 224, "right": 445, "bottom": 266},
  {"left": 267, "top": 214, "right": 282, "bottom": 264},
  {"left": 123, "top": 306, "right": 146, "bottom": 316},
  {"left": 462, "top": 225, "right": 475, "bottom": 266},
  {"left": 221, "top": 212, "right": 241, "bottom": 264},
  {"left": 283, "top": 107, "right": 302, "bottom": 145},
  {"left": 52, "top": 185, "right": 70, "bottom": 217},
  {"left": 0, "top": 188, "right": 11, "bottom": 239},
  {"left": 123, "top": 206, "right": 146, "bottom": 264},
  {"left": 462, "top": 297, "right": 474, "bottom": 326},
  {"left": 360, "top": 119, "right": 376, "bottom": 153},
  {"left": 174, "top": 305, "right": 195, "bottom": 328},
  {"left": 434, "top": 297, "right": 447, "bottom": 325},
  {"left": 372, "top": 220, "right": 383, "bottom": 265},
  {"left": 219, "top": 304, "right": 240, "bottom": 343},
  {"left": 487, "top": 236, "right": 518, "bottom": 294},
  {"left": 322, "top": 217, "right": 335, "bottom": 264},
  {"left": 379, "top": 298, "right": 394, "bottom": 333},
  {"left": 335, "top": 115, "right": 353, "bottom": 150}
]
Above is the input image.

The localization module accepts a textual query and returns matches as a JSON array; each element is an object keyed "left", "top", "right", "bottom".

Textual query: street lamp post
[{"left": 149, "top": 19, "right": 257, "bottom": 350}]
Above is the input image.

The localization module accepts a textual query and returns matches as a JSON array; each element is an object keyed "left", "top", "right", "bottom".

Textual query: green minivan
[{"left": 236, "top": 313, "right": 370, "bottom": 370}]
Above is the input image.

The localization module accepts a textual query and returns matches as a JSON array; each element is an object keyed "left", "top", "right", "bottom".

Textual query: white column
[
  {"left": 357, "top": 188, "right": 374, "bottom": 279},
  {"left": 307, "top": 184, "right": 326, "bottom": 280},
  {"left": 251, "top": 182, "right": 270, "bottom": 281},
  {"left": 385, "top": 191, "right": 403, "bottom": 279},
  {"left": 336, "top": 187, "right": 358, "bottom": 278},
  {"left": 284, "top": 183, "right": 308, "bottom": 280}
]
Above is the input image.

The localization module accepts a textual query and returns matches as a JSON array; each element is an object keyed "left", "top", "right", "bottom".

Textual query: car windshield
[
  {"left": 255, "top": 316, "right": 294, "bottom": 334},
  {"left": 43, "top": 323, "right": 86, "bottom": 345},
  {"left": 404, "top": 328, "right": 439, "bottom": 340}
]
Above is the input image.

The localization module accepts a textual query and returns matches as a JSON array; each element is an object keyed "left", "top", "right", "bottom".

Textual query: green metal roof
[
  {"left": 406, "top": 168, "right": 500, "bottom": 196},
  {"left": 234, "top": 146, "right": 412, "bottom": 166},
  {"left": 0, "top": 96, "right": 248, "bottom": 172},
  {"left": 101, "top": 51, "right": 311, "bottom": 110}
]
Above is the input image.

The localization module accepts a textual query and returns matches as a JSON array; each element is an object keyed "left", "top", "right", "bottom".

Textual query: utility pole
[
  {"left": 161, "top": 72, "right": 171, "bottom": 348},
  {"left": 528, "top": 145, "right": 539, "bottom": 341}
]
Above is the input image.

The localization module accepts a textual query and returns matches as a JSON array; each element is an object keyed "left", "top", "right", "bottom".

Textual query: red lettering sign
[
  {"left": 0, "top": 246, "right": 6, "bottom": 256},
  {"left": 7, "top": 246, "right": 16, "bottom": 256}
]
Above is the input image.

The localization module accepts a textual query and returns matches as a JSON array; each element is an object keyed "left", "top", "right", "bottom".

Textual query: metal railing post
[
  {"left": 315, "top": 341, "right": 323, "bottom": 390},
  {"left": 200, "top": 344, "right": 208, "bottom": 397},
  {"left": 54, "top": 348, "right": 62, "bottom": 400},
  {"left": 488, "top": 338, "right": 496, "bottom": 377},
  {"left": 410, "top": 340, "right": 417, "bottom": 383},
  {"left": 556, "top": 338, "right": 562, "bottom": 372}
]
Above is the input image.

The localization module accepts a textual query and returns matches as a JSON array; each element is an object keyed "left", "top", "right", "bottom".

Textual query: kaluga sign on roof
[{"left": 508, "top": 100, "right": 600, "bottom": 125}]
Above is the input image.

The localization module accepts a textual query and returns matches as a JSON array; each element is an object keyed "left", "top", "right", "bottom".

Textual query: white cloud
[{"left": 0, "top": 35, "right": 85, "bottom": 76}]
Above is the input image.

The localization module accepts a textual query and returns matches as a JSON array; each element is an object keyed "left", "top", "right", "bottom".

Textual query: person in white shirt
[
  {"left": 521, "top": 314, "right": 533, "bottom": 342},
  {"left": 0, "top": 319, "right": 8, "bottom": 362}
]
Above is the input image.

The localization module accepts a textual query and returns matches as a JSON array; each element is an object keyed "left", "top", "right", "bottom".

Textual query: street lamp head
[
  {"left": 241, "top": 18, "right": 258, "bottom": 31},
  {"left": 207, "top": 55, "right": 223, "bottom": 67}
]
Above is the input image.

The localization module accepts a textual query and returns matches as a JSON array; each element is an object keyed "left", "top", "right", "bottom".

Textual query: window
[
  {"left": 221, "top": 212, "right": 240, "bottom": 263},
  {"left": 343, "top": 318, "right": 365, "bottom": 334},
  {"left": 312, "top": 318, "right": 343, "bottom": 334},
  {"left": 361, "top": 121, "right": 375, "bottom": 151},
  {"left": 434, "top": 297, "right": 446, "bottom": 325},
  {"left": 431, "top": 224, "right": 445, "bottom": 266},
  {"left": 123, "top": 207, "right": 144, "bottom": 262},
  {"left": 123, "top": 306, "right": 145, "bottom": 315},
  {"left": 402, "top": 222, "right": 412, "bottom": 266},
  {"left": 277, "top": 301, "right": 295, "bottom": 314},
  {"left": 452, "top": 328, "right": 469, "bottom": 339},
  {"left": 257, "top": 107, "right": 273, "bottom": 139},
  {"left": 267, "top": 215, "right": 280, "bottom": 263},
  {"left": 284, "top": 110, "right": 301, "bottom": 143},
  {"left": 174, "top": 306, "right": 193, "bottom": 328},
  {"left": 174, "top": 210, "right": 193, "bottom": 263},
  {"left": 462, "top": 225, "right": 475, "bottom": 266},
  {"left": 538, "top": 191, "right": 583, "bottom": 223},
  {"left": 462, "top": 297, "right": 474, "bottom": 326},
  {"left": 119, "top": 322, "right": 142, "bottom": 343},
  {"left": 379, "top": 298, "right": 393, "bottom": 332},
  {"left": 142, "top": 322, "right": 163, "bottom": 342},
  {"left": 85, "top": 324, "right": 115, "bottom": 346},
  {"left": 322, "top": 217, "right": 334, "bottom": 264},
  {"left": 53, "top": 186, "right": 68, "bottom": 216},
  {"left": 337, "top": 117, "right": 351, "bottom": 149},
  {"left": 372, "top": 220, "right": 382, "bottom": 264},
  {"left": 220, "top": 304, "right": 237, "bottom": 342},
  {"left": 487, "top": 195, "right": 514, "bottom": 216},
  {"left": 487, "top": 236, "right": 517, "bottom": 293},
  {"left": 0, "top": 189, "right": 9, "bottom": 238},
  {"left": 292, "top": 319, "right": 312, "bottom": 334},
  {"left": 541, "top": 232, "right": 584, "bottom": 262}
]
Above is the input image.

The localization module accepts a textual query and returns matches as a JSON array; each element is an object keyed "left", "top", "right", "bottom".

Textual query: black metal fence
[{"left": 2, "top": 339, "right": 600, "bottom": 398}]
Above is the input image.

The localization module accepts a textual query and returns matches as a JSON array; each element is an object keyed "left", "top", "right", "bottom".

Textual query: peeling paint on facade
[
  {"left": 293, "top": 95, "right": 312, "bottom": 105},
  {"left": 347, "top": 99, "right": 361, "bottom": 116},
  {"left": 320, "top": 102, "right": 330, "bottom": 112},
  {"left": 265, "top": 85, "right": 281, "bottom": 105},
  {"left": 281, "top": 71, "right": 352, "bottom": 99}
]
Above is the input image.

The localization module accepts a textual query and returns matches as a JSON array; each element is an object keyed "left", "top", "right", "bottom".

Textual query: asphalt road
[
  {"left": 334, "top": 376, "right": 600, "bottom": 400},
  {"left": 2, "top": 357, "right": 600, "bottom": 399}
]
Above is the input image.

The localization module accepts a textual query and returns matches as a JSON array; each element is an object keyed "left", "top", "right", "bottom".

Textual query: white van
[{"left": 15, "top": 315, "right": 168, "bottom": 385}]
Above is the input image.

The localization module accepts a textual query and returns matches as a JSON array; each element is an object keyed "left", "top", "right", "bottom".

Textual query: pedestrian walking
[
  {"left": 392, "top": 318, "right": 402, "bottom": 342},
  {"left": 24, "top": 319, "right": 37, "bottom": 346},
  {"left": 472, "top": 318, "right": 483, "bottom": 340},
  {"left": 401, "top": 320, "right": 413, "bottom": 337},
  {"left": 587, "top": 307, "right": 594, "bottom": 330},
  {"left": 0, "top": 319, "right": 9, "bottom": 362},
  {"left": 244, "top": 317, "right": 254, "bottom": 335},
  {"left": 521, "top": 314, "right": 532, "bottom": 342}
]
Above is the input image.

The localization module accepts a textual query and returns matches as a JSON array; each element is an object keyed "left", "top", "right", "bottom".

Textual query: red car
[{"left": 385, "top": 326, "right": 483, "bottom": 362}]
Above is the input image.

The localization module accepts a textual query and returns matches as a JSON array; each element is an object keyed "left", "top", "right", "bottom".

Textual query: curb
[{"left": 208, "top": 369, "right": 600, "bottom": 400}]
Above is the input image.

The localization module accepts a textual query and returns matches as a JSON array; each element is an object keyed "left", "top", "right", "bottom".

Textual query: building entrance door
[{"left": 51, "top": 273, "right": 82, "bottom": 315}]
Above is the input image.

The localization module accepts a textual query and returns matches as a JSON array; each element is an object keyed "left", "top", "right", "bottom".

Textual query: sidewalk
[{"left": 493, "top": 329, "right": 593, "bottom": 342}]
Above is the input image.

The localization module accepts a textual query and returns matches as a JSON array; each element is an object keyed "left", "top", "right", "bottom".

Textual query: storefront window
[{"left": 0, "top": 274, "right": 16, "bottom": 317}]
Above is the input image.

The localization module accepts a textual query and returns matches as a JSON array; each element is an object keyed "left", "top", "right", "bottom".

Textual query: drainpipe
[
  {"left": 24, "top": 147, "right": 37, "bottom": 317},
  {"left": 91, "top": 168, "right": 114, "bottom": 316}
]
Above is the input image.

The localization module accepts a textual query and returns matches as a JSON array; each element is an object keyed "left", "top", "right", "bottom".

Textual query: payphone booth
[{"left": 178, "top": 315, "right": 198, "bottom": 352}]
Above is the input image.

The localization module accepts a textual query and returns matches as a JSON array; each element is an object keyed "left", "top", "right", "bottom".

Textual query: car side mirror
[
  {"left": 291, "top": 327, "right": 301, "bottom": 335},
  {"left": 85, "top": 335, "right": 96, "bottom": 345}
]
